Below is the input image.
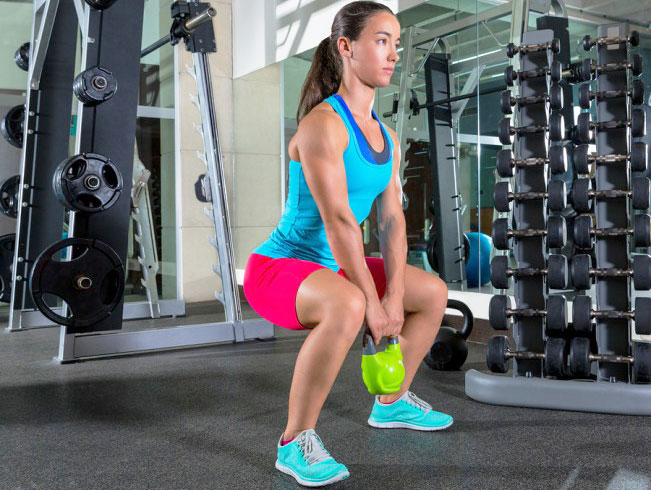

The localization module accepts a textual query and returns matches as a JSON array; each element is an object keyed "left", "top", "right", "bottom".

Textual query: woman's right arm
[{"left": 296, "top": 111, "right": 388, "bottom": 343}]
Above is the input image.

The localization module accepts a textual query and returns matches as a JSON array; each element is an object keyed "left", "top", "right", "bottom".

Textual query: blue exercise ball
[{"left": 465, "top": 232, "right": 492, "bottom": 287}]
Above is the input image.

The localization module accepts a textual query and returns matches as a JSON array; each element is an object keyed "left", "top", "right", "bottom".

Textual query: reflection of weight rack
[{"left": 468, "top": 25, "right": 651, "bottom": 415}]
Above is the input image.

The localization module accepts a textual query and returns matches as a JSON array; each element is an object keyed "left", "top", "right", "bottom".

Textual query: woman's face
[{"left": 341, "top": 12, "right": 401, "bottom": 88}]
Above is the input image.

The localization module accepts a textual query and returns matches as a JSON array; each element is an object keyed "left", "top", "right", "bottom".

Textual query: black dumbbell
[
  {"left": 491, "top": 254, "right": 567, "bottom": 290},
  {"left": 499, "top": 113, "right": 565, "bottom": 145},
  {"left": 581, "top": 54, "right": 643, "bottom": 78},
  {"left": 507, "top": 38, "right": 560, "bottom": 58},
  {"left": 550, "top": 59, "right": 593, "bottom": 84},
  {"left": 579, "top": 79, "right": 645, "bottom": 110},
  {"left": 573, "top": 142, "right": 648, "bottom": 174},
  {"left": 569, "top": 337, "right": 651, "bottom": 383},
  {"left": 14, "top": 42, "right": 29, "bottom": 72},
  {"left": 572, "top": 294, "right": 651, "bottom": 335},
  {"left": 496, "top": 147, "right": 567, "bottom": 178},
  {"left": 570, "top": 253, "right": 651, "bottom": 291},
  {"left": 574, "top": 214, "right": 651, "bottom": 250},
  {"left": 577, "top": 109, "right": 646, "bottom": 144},
  {"left": 487, "top": 335, "right": 567, "bottom": 377},
  {"left": 489, "top": 294, "right": 567, "bottom": 332},
  {"left": 500, "top": 85, "right": 563, "bottom": 115},
  {"left": 494, "top": 180, "right": 567, "bottom": 213},
  {"left": 492, "top": 216, "right": 566, "bottom": 250},
  {"left": 583, "top": 31, "right": 639, "bottom": 51},
  {"left": 571, "top": 177, "right": 650, "bottom": 213}
]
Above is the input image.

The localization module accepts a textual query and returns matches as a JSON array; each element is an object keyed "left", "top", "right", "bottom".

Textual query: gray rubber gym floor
[{"left": 1, "top": 302, "right": 650, "bottom": 490}]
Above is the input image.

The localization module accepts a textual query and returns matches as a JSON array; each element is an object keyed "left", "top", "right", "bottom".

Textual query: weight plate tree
[{"left": 9, "top": 2, "right": 76, "bottom": 322}]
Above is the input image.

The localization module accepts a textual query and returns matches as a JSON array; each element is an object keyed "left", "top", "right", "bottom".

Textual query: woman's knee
[{"left": 323, "top": 287, "right": 366, "bottom": 336}]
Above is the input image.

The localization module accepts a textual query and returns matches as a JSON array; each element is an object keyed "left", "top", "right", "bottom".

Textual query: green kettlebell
[{"left": 361, "top": 327, "right": 405, "bottom": 395}]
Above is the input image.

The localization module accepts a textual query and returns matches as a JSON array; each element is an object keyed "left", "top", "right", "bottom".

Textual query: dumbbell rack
[{"left": 466, "top": 26, "right": 651, "bottom": 415}]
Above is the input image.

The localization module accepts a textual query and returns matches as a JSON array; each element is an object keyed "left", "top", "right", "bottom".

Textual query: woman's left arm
[{"left": 376, "top": 131, "right": 407, "bottom": 335}]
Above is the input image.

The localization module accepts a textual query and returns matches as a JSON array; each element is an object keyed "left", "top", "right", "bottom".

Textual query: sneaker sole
[
  {"left": 275, "top": 461, "right": 350, "bottom": 487},
  {"left": 367, "top": 418, "right": 454, "bottom": 431}
]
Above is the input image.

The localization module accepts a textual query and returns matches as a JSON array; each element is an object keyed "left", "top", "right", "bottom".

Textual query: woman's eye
[{"left": 378, "top": 39, "right": 386, "bottom": 44}]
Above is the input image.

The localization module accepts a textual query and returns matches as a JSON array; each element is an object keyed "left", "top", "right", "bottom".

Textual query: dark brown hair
[{"left": 295, "top": 1, "right": 395, "bottom": 123}]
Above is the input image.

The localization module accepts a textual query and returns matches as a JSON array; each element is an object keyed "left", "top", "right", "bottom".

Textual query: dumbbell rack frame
[{"left": 466, "top": 26, "right": 651, "bottom": 415}]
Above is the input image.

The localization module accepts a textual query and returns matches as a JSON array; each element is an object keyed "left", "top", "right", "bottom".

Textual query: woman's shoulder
[{"left": 288, "top": 101, "right": 348, "bottom": 160}]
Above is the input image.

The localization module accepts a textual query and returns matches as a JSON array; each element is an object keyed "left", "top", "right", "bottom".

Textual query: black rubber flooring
[{"left": 1, "top": 302, "right": 650, "bottom": 490}]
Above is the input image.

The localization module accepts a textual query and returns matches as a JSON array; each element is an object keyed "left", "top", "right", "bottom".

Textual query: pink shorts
[{"left": 243, "top": 253, "right": 387, "bottom": 330}]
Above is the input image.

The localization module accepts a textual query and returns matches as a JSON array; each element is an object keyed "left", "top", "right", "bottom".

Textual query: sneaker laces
[
  {"left": 298, "top": 431, "right": 333, "bottom": 465},
  {"left": 405, "top": 391, "right": 432, "bottom": 414}
]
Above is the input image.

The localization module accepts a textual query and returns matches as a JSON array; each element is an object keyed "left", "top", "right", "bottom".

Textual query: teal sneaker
[
  {"left": 368, "top": 391, "right": 454, "bottom": 431},
  {"left": 275, "top": 429, "right": 350, "bottom": 487}
]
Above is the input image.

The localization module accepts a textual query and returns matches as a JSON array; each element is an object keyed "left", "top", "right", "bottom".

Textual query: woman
[{"left": 243, "top": 2, "right": 450, "bottom": 486}]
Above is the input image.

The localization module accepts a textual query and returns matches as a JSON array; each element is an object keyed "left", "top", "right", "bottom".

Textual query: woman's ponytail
[{"left": 295, "top": 36, "right": 342, "bottom": 124}]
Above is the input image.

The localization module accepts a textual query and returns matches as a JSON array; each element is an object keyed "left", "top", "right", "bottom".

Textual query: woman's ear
[{"left": 337, "top": 37, "right": 353, "bottom": 59}]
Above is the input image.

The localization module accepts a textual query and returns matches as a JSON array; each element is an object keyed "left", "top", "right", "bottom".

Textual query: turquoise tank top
[{"left": 252, "top": 94, "right": 394, "bottom": 271}]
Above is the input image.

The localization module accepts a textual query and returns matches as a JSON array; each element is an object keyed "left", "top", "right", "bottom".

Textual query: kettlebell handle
[
  {"left": 362, "top": 325, "right": 399, "bottom": 356},
  {"left": 445, "top": 299, "right": 473, "bottom": 340}
]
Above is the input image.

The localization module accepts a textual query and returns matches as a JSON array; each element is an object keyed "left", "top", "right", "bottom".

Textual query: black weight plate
[
  {"left": 506, "top": 43, "right": 516, "bottom": 59},
  {"left": 633, "top": 254, "right": 651, "bottom": 291},
  {"left": 498, "top": 118, "right": 513, "bottom": 146},
  {"left": 578, "top": 84, "right": 591, "bottom": 109},
  {"left": 53, "top": 153, "right": 123, "bottom": 213},
  {"left": 573, "top": 215, "right": 593, "bottom": 250},
  {"left": 631, "top": 108, "right": 646, "bottom": 138},
  {"left": 543, "top": 337, "right": 566, "bottom": 377},
  {"left": 496, "top": 150, "right": 513, "bottom": 178},
  {"left": 547, "top": 215, "right": 566, "bottom": 249},
  {"left": 571, "top": 178, "right": 592, "bottom": 213},
  {"left": 1, "top": 105, "right": 25, "bottom": 149},
  {"left": 29, "top": 238, "right": 125, "bottom": 328},
  {"left": 631, "top": 79, "right": 645, "bottom": 106},
  {"left": 73, "top": 66, "right": 118, "bottom": 106},
  {"left": 0, "top": 234, "right": 14, "bottom": 303},
  {"left": 547, "top": 253, "right": 568, "bottom": 290},
  {"left": 491, "top": 218, "right": 510, "bottom": 250},
  {"left": 426, "top": 234, "right": 438, "bottom": 272},
  {"left": 546, "top": 294, "right": 567, "bottom": 332},
  {"left": 572, "top": 295, "right": 593, "bottom": 333},
  {"left": 494, "top": 181, "right": 511, "bottom": 213},
  {"left": 633, "top": 342, "right": 651, "bottom": 383},
  {"left": 85, "top": 0, "right": 119, "bottom": 9},
  {"left": 582, "top": 35, "right": 592, "bottom": 51},
  {"left": 635, "top": 298, "right": 651, "bottom": 336},
  {"left": 0, "top": 175, "right": 20, "bottom": 219},
  {"left": 634, "top": 214, "right": 651, "bottom": 248},
  {"left": 570, "top": 254, "right": 592, "bottom": 290},
  {"left": 490, "top": 255, "right": 509, "bottom": 289},
  {"left": 549, "top": 146, "right": 567, "bottom": 175},
  {"left": 500, "top": 91, "right": 513, "bottom": 115},
  {"left": 631, "top": 142, "right": 648, "bottom": 173},
  {"left": 573, "top": 144, "right": 590, "bottom": 174},
  {"left": 504, "top": 65, "right": 515, "bottom": 87},
  {"left": 569, "top": 337, "right": 592, "bottom": 378},
  {"left": 547, "top": 179, "right": 567, "bottom": 212},
  {"left": 630, "top": 31, "right": 640, "bottom": 47},
  {"left": 487, "top": 335, "right": 509, "bottom": 373},
  {"left": 550, "top": 84, "right": 563, "bottom": 111},
  {"left": 549, "top": 112, "right": 564, "bottom": 142},
  {"left": 488, "top": 294, "right": 509, "bottom": 330},
  {"left": 14, "top": 42, "right": 29, "bottom": 72},
  {"left": 632, "top": 54, "right": 642, "bottom": 77},
  {"left": 633, "top": 177, "right": 651, "bottom": 210},
  {"left": 577, "top": 112, "right": 591, "bottom": 144}
]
